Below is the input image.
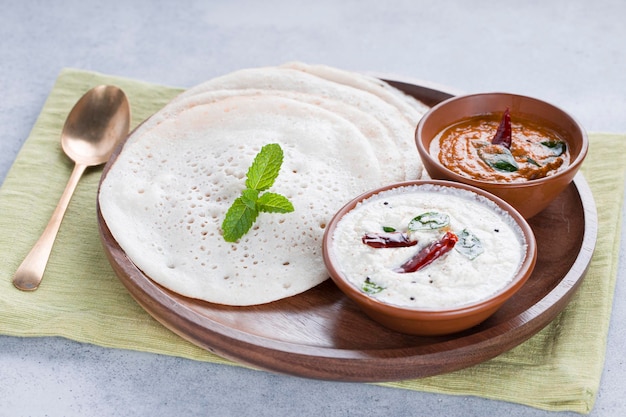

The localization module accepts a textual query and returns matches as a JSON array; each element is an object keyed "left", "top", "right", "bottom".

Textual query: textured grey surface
[{"left": 1, "top": 1, "right": 624, "bottom": 416}]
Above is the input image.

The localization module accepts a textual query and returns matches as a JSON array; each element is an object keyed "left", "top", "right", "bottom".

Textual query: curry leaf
[
  {"left": 541, "top": 140, "right": 567, "bottom": 156},
  {"left": 362, "top": 277, "right": 385, "bottom": 295},
  {"left": 408, "top": 212, "right": 450, "bottom": 231},
  {"left": 478, "top": 146, "right": 519, "bottom": 172},
  {"left": 455, "top": 229, "right": 484, "bottom": 260}
]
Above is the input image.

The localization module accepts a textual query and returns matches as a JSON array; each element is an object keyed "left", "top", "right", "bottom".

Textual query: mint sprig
[{"left": 221, "top": 144, "right": 294, "bottom": 242}]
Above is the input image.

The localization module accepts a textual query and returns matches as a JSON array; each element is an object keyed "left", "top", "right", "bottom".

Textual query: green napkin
[{"left": 1, "top": 68, "right": 623, "bottom": 414}]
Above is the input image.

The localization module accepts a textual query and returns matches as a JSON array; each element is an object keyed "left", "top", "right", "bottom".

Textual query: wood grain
[{"left": 97, "top": 80, "right": 597, "bottom": 382}]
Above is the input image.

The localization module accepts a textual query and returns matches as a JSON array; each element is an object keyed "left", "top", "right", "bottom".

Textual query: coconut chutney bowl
[
  {"left": 415, "top": 92, "right": 588, "bottom": 219},
  {"left": 322, "top": 180, "right": 537, "bottom": 336}
]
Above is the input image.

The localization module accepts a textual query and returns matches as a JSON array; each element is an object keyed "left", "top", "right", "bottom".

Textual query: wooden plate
[{"left": 97, "top": 79, "right": 597, "bottom": 382}]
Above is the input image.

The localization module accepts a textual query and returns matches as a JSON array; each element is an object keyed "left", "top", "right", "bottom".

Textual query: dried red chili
[
  {"left": 491, "top": 107, "right": 512, "bottom": 149},
  {"left": 394, "top": 231, "right": 458, "bottom": 273},
  {"left": 362, "top": 232, "right": 417, "bottom": 248}
]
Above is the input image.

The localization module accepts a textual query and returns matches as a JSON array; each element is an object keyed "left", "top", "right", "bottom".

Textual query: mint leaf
[
  {"left": 221, "top": 143, "right": 294, "bottom": 242},
  {"left": 221, "top": 196, "right": 259, "bottom": 242},
  {"left": 246, "top": 143, "right": 283, "bottom": 191},
  {"left": 240, "top": 188, "right": 260, "bottom": 208},
  {"left": 257, "top": 192, "right": 294, "bottom": 213}
]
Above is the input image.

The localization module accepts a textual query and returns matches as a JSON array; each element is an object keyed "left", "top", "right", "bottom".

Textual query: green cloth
[{"left": 0, "top": 68, "right": 623, "bottom": 414}]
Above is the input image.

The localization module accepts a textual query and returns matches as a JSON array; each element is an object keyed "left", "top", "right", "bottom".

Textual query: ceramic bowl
[
  {"left": 322, "top": 180, "right": 537, "bottom": 336},
  {"left": 415, "top": 92, "right": 588, "bottom": 218}
]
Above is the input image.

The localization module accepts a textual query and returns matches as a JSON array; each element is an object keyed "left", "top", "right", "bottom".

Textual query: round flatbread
[{"left": 99, "top": 63, "right": 428, "bottom": 306}]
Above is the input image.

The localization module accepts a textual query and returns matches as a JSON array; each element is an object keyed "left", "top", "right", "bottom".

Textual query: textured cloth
[{"left": 1, "top": 68, "right": 623, "bottom": 414}]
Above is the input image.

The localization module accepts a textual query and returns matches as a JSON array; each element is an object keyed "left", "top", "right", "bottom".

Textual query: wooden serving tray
[{"left": 97, "top": 79, "right": 597, "bottom": 382}]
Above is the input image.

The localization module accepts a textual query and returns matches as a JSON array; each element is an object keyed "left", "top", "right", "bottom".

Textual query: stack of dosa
[{"left": 98, "top": 62, "right": 429, "bottom": 306}]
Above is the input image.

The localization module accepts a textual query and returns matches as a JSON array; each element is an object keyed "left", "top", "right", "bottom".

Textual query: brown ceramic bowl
[
  {"left": 322, "top": 180, "right": 537, "bottom": 336},
  {"left": 415, "top": 92, "right": 588, "bottom": 218}
]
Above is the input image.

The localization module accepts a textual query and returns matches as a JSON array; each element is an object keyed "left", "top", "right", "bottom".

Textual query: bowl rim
[
  {"left": 322, "top": 179, "right": 538, "bottom": 319},
  {"left": 414, "top": 92, "right": 589, "bottom": 189}
]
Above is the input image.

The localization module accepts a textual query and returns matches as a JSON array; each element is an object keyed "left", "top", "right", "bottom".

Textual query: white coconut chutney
[{"left": 330, "top": 184, "right": 527, "bottom": 310}]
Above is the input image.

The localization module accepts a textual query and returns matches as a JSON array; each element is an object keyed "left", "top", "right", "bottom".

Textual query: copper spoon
[{"left": 12, "top": 85, "right": 131, "bottom": 291}]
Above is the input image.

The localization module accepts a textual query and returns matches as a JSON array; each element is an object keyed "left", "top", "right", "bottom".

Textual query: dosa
[{"left": 98, "top": 63, "right": 428, "bottom": 306}]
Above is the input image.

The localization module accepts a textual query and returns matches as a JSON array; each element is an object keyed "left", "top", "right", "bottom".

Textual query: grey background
[{"left": 1, "top": 1, "right": 624, "bottom": 416}]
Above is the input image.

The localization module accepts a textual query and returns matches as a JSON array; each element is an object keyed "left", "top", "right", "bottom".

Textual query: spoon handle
[{"left": 13, "top": 163, "right": 88, "bottom": 291}]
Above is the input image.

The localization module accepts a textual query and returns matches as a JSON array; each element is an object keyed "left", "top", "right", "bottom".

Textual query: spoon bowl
[
  {"left": 13, "top": 85, "right": 130, "bottom": 291},
  {"left": 61, "top": 86, "right": 131, "bottom": 165}
]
